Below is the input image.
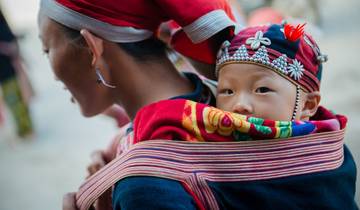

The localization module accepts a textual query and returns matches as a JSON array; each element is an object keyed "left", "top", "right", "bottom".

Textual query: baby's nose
[{"left": 232, "top": 101, "right": 253, "bottom": 116}]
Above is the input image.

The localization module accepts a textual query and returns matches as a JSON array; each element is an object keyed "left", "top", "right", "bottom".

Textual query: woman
[{"left": 38, "top": 0, "right": 237, "bottom": 209}]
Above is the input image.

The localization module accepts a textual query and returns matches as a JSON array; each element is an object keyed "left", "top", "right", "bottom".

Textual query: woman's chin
[
  {"left": 80, "top": 107, "right": 101, "bottom": 118},
  {"left": 80, "top": 104, "right": 113, "bottom": 118}
]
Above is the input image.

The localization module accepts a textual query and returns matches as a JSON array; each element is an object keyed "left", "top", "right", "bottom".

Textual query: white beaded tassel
[{"left": 292, "top": 85, "right": 301, "bottom": 121}]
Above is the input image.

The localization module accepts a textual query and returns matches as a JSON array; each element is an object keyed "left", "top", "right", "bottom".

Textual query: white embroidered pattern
[
  {"left": 287, "top": 59, "right": 304, "bottom": 80},
  {"left": 216, "top": 43, "right": 305, "bottom": 81},
  {"left": 245, "top": 31, "right": 271, "bottom": 50}
]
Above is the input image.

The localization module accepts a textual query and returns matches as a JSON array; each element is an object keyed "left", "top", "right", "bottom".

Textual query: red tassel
[{"left": 283, "top": 23, "right": 306, "bottom": 42}]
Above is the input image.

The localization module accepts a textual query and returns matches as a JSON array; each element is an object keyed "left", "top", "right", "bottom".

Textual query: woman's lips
[
  {"left": 62, "top": 86, "right": 76, "bottom": 104},
  {"left": 70, "top": 96, "right": 76, "bottom": 104}
]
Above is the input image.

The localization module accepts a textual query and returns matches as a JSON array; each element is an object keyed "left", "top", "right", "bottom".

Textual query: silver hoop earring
[
  {"left": 291, "top": 85, "right": 301, "bottom": 121},
  {"left": 95, "top": 68, "right": 116, "bottom": 89}
]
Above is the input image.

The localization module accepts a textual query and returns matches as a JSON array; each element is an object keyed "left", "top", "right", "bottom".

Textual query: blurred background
[{"left": 0, "top": 0, "right": 359, "bottom": 209}]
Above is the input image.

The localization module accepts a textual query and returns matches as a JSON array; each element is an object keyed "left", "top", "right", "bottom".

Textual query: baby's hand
[{"left": 87, "top": 150, "right": 106, "bottom": 178}]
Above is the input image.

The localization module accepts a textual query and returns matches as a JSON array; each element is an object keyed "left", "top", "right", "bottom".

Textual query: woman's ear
[
  {"left": 80, "top": 29, "right": 104, "bottom": 66},
  {"left": 299, "top": 91, "right": 321, "bottom": 120}
]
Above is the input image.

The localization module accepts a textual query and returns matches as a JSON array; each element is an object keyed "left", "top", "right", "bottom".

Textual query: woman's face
[
  {"left": 217, "top": 63, "right": 304, "bottom": 121},
  {"left": 38, "top": 16, "right": 114, "bottom": 117}
]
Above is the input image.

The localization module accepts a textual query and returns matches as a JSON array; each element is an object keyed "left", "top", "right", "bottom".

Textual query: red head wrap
[{"left": 40, "top": 0, "right": 238, "bottom": 63}]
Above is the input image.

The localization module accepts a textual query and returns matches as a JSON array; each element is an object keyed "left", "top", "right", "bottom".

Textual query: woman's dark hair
[
  {"left": 62, "top": 25, "right": 167, "bottom": 61},
  {"left": 117, "top": 38, "right": 167, "bottom": 60}
]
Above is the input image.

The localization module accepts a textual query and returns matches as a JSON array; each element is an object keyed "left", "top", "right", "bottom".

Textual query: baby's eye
[
  {"left": 219, "top": 89, "right": 234, "bottom": 95},
  {"left": 255, "top": 87, "right": 272, "bottom": 93}
]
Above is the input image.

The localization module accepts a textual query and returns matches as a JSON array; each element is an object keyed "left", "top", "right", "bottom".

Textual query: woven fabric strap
[{"left": 76, "top": 129, "right": 345, "bottom": 210}]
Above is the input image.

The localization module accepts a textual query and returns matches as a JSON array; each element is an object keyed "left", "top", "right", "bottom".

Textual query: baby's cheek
[
  {"left": 216, "top": 97, "right": 230, "bottom": 112},
  {"left": 256, "top": 101, "right": 291, "bottom": 121}
]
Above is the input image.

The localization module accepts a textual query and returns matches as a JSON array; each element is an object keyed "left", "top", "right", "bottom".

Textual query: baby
[
  {"left": 133, "top": 23, "right": 339, "bottom": 143},
  {"left": 216, "top": 23, "right": 326, "bottom": 122}
]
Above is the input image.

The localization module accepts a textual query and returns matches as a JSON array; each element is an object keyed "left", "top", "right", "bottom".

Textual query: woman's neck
[{"left": 107, "top": 48, "right": 194, "bottom": 119}]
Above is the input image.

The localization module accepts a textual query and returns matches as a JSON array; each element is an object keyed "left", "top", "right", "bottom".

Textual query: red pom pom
[{"left": 283, "top": 23, "right": 306, "bottom": 42}]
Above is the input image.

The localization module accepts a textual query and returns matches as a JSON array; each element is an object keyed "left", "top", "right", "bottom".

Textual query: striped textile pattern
[{"left": 76, "top": 129, "right": 345, "bottom": 210}]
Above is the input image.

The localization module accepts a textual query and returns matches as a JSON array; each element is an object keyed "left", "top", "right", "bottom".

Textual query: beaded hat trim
[{"left": 216, "top": 31, "right": 305, "bottom": 83}]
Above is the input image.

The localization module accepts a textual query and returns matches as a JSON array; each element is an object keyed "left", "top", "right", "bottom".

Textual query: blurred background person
[
  {"left": 239, "top": 0, "right": 322, "bottom": 38},
  {"left": 0, "top": 7, "right": 34, "bottom": 139}
]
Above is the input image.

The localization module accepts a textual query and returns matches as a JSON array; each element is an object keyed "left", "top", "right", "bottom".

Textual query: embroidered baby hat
[
  {"left": 40, "top": 0, "right": 237, "bottom": 64},
  {"left": 216, "top": 23, "right": 327, "bottom": 92}
]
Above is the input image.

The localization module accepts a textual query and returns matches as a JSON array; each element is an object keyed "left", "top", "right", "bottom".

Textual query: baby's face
[{"left": 217, "top": 63, "right": 303, "bottom": 121}]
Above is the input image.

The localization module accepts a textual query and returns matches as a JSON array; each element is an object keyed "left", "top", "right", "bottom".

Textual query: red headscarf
[{"left": 40, "top": 0, "right": 238, "bottom": 63}]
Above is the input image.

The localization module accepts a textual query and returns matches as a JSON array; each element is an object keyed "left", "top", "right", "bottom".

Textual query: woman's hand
[{"left": 63, "top": 193, "right": 78, "bottom": 210}]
